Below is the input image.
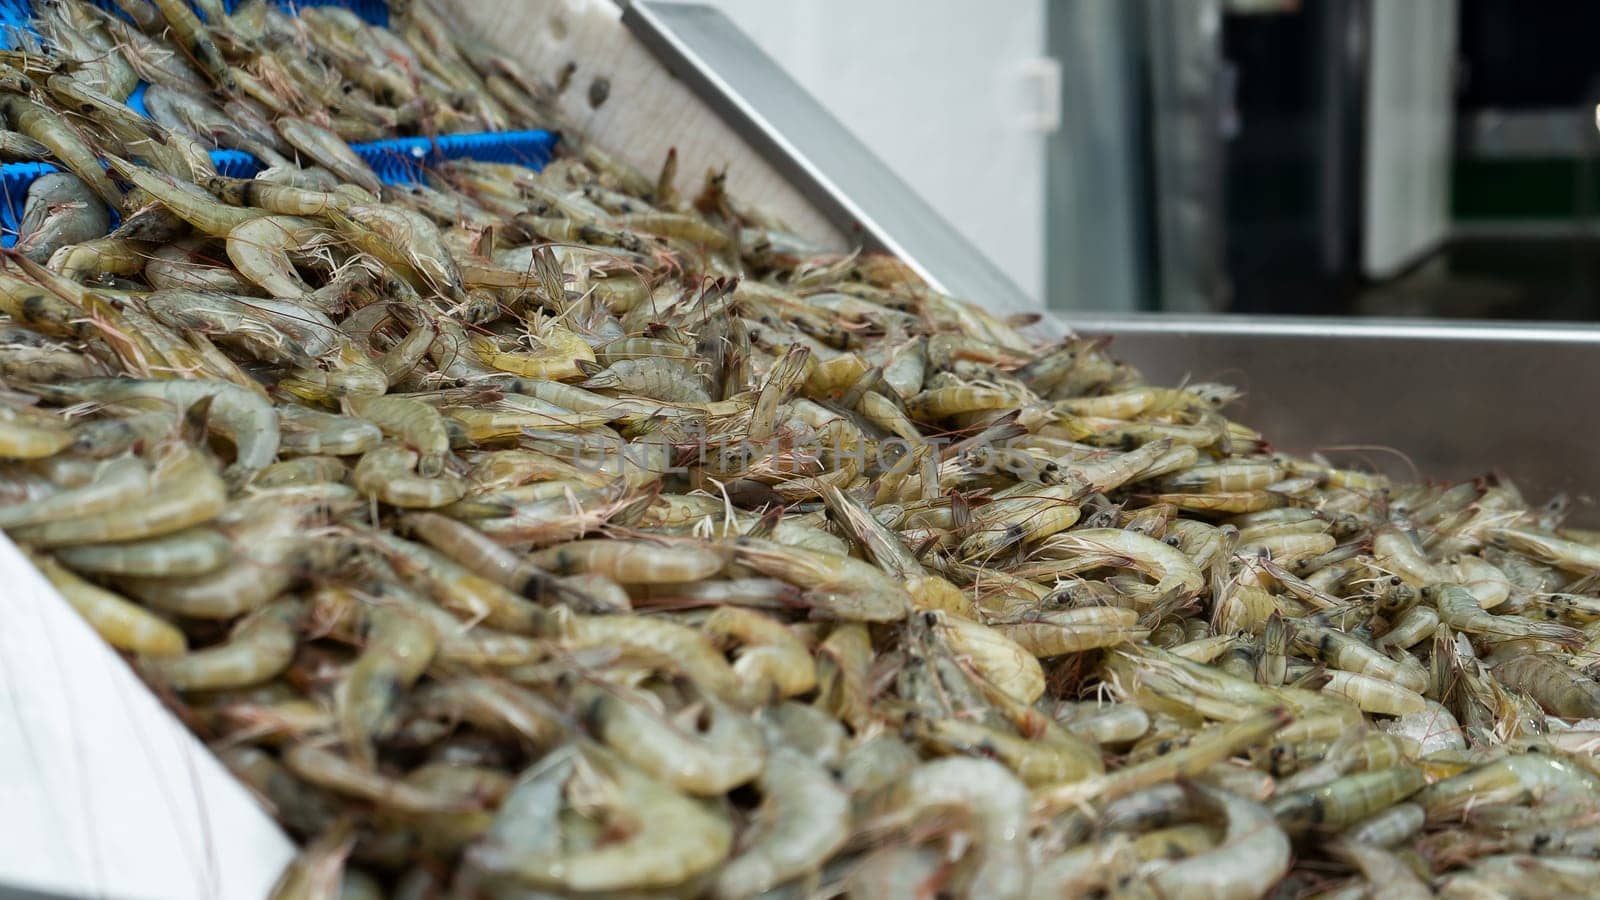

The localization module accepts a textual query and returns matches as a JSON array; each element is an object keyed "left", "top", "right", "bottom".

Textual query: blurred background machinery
[{"left": 702, "top": 0, "right": 1599, "bottom": 319}]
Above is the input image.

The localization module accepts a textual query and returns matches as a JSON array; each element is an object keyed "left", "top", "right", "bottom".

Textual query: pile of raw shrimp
[{"left": 3, "top": 1, "right": 1600, "bottom": 898}]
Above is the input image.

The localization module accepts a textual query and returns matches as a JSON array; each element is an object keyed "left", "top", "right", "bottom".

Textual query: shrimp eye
[
  {"left": 1165, "top": 536, "right": 1181, "bottom": 547},
  {"left": 1389, "top": 576, "right": 1402, "bottom": 586}
]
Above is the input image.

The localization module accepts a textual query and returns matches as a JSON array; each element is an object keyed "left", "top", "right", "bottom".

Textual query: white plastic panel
[
  {"left": 1363, "top": 0, "right": 1459, "bottom": 278},
  {"left": 0, "top": 535, "right": 293, "bottom": 900}
]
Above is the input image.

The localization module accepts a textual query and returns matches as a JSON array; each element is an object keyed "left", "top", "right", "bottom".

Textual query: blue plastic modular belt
[
  {"left": 0, "top": 161, "right": 56, "bottom": 248},
  {"left": 0, "top": 130, "right": 555, "bottom": 245},
  {"left": 0, "top": 0, "right": 34, "bottom": 50},
  {"left": 274, "top": 0, "right": 389, "bottom": 27},
  {"left": 210, "top": 148, "right": 265, "bottom": 178},
  {"left": 0, "top": 148, "right": 263, "bottom": 246},
  {"left": 352, "top": 131, "right": 560, "bottom": 185},
  {"left": 84, "top": 0, "right": 386, "bottom": 25}
]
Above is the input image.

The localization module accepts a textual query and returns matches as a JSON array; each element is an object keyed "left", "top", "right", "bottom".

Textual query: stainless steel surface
[
  {"left": 621, "top": 1, "right": 1038, "bottom": 317},
  {"left": 1067, "top": 313, "right": 1600, "bottom": 519}
]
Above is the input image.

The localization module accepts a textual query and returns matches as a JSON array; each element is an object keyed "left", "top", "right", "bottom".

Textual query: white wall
[{"left": 695, "top": 0, "right": 1049, "bottom": 303}]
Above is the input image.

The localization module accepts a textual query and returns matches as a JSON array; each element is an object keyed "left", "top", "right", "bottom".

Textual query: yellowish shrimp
[
  {"left": 48, "top": 236, "right": 149, "bottom": 282},
  {"left": 710, "top": 745, "right": 849, "bottom": 900},
  {"left": 729, "top": 536, "right": 912, "bottom": 622},
  {"left": 353, "top": 443, "right": 467, "bottom": 509},
  {"left": 822, "top": 485, "right": 976, "bottom": 617},
  {"left": 3, "top": 96, "right": 123, "bottom": 208},
  {"left": 253, "top": 456, "right": 348, "bottom": 488},
  {"left": 282, "top": 742, "right": 469, "bottom": 815},
  {"left": 30, "top": 552, "right": 186, "bottom": 657},
  {"left": 1031, "top": 527, "right": 1206, "bottom": 601},
  {"left": 148, "top": 0, "right": 234, "bottom": 88},
  {"left": 1270, "top": 766, "right": 1427, "bottom": 832},
  {"left": 909, "top": 715, "right": 1102, "bottom": 787},
  {"left": 741, "top": 344, "right": 806, "bottom": 445},
  {"left": 1035, "top": 708, "right": 1290, "bottom": 814},
  {"left": 334, "top": 203, "right": 466, "bottom": 300},
  {"left": 468, "top": 742, "right": 733, "bottom": 892},
  {"left": 345, "top": 395, "right": 451, "bottom": 475},
  {"left": 1321, "top": 670, "right": 1429, "bottom": 717},
  {"left": 920, "top": 610, "right": 1044, "bottom": 705},
  {"left": 202, "top": 175, "right": 351, "bottom": 216},
  {"left": 375, "top": 533, "right": 548, "bottom": 634},
  {"left": 1415, "top": 753, "right": 1600, "bottom": 822},
  {"left": 37, "top": 377, "right": 279, "bottom": 485},
  {"left": 102, "top": 155, "right": 252, "bottom": 234},
  {"left": 1492, "top": 653, "right": 1600, "bottom": 718},
  {"left": 408, "top": 677, "right": 566, "bottom": 748},
  {"left": 275, "top": 117, "right": 382, "bottom": 195},
  {"left": 557, "top": 609, "right": 745, "bottom": 704},
  {"left": 1292, "top": 622, "right": 1428, "bottom": 692},
  {"left": 1145, "top": 781, "right": 1290, "bottom": 900},
  {"left": 1163, "top": 459, "right": 1285, "bottom": 492},
  {"left": 528, "top": 537, "right": 726, "bottom": 584},
  {"left": 702, "top": 607, "right": 816, "bottom": 702},
  {"left": 0, "top": 403, "right": 73, "bottom": 460},
  {"left": 1428, "top": 584, "right": 1584, "bottom": 646},
  {"left": 1145, "top": 489, "right": 1284, "bottom": 515},
  {"left": 991, "top": 606, "right": 1149, "bottom": 657},
  {"left": 142, "top": 600, "right": 300, "bottom": 691},
  {"left": 1496, "top": 525, "right": 1600, "bottom": 575},
  {"left": 277, "top": 334, "right": 390, "bottom": 401},
  {"left": 470, "top": 328, "right": 595, "bottom": 381},
  {"left": 0, "top": 456, "right": 150, "bottom": 528},
  {"left": 337, "top": 604, "right": 439, "bottom": 766},
  {"left": 578, "top": 356, "right": 710, "bottom": 404},
  {"left": 0, "top": 264, "right": 99, "bottom": 343},
  {"left": 8, "top": 442, "right": 225, "bottom": 547},
  {"left": 1239, "top": 531, "right": 1336, "bottom": 566},
  {"left": 52, "top": 526, "right": 230, "bottom": 577},
  {"left": 906, "top": 381, "right": 1026, "bottom": 419},
  {"left": 1373, "top": 524, "right": 1448, "bottom": 585},
  {"left": 226, "top": 215, "right": 330, "bottom": 298},
  {"left": 582, "top": 683, "right": 765, "bottom": 796},
  {"left": 873, "top": 757, "right": 1030, "bottom": 900},
  {"left": 814, "top": 623, "right": 874, "bottom": 732},
  {"left": 1343, "top": 801, "right": 1426, "bottom": 847},
  {"left": 1060, "top": 702, "right": 1151, "bottom": 745},
  {"left": 1448, "top": 553, "right": 1512, "bottom": 609},
  {"left": 1054, "top": 387, "right": 1159, "bottom": 419},
  {"left": 957, "top": 484, "right": 1082, "bottom": 561},
  {"left": 399, "top": 511, "right": 596, "bottom": 608}
]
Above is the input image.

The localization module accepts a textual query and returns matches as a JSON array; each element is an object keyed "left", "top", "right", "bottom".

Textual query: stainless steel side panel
[{"left": 1068, "top": 314, "right": 1600, "bottom": 517}]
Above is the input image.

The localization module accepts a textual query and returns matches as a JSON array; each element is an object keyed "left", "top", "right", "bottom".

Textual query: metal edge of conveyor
[
  {"left": 1063, "top": 311, "right": 1600, "bottom": 343},
  {"left": 620, "top": 0, "right": 1043, "bottom": 320}
]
